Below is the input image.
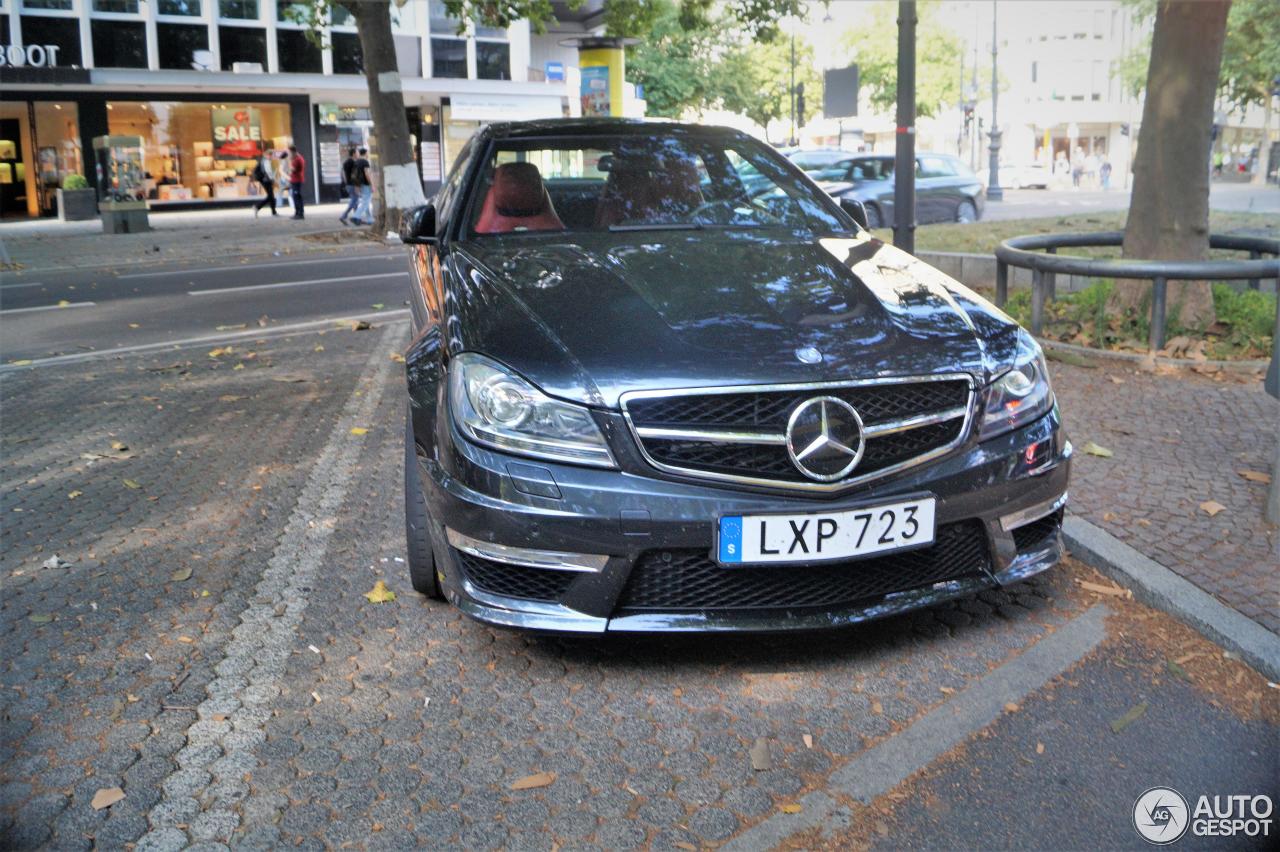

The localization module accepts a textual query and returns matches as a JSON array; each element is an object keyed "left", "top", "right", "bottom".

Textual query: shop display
[{"left": 93, "top": 135, "right": 148, "bottom": 208}]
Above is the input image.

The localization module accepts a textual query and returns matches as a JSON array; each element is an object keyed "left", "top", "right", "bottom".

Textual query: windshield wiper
[{"left": 608, "top": 223, "right": 704, "bottom": 232}]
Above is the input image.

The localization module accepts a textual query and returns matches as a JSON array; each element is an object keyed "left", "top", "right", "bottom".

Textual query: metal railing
[{"left": 993, "top": 231, "right": 1279, "bottom": 353}]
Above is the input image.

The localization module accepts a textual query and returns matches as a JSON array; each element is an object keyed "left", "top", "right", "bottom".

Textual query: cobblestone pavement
[
  {"left": 1052, "top": 360, "right": 1280, "bottom": 635},
  {"left": 1, "top": 321, "right": 1114, "bottom": 850},
  {"left": 0, "top": 204, "right": 387, "bottom": 274}
]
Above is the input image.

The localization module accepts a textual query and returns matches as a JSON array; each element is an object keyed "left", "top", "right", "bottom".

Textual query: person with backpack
[
  {"left": 252, "top": 151, "right": 277, "bottom": 217},
  {"left": 339, "top": 146, "right": 359, "bottom": 225},
  {"left": 353, "top": 147, "right": 373, "bottom": 225}
]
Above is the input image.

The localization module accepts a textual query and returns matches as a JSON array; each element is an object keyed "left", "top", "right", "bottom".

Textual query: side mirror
[
  {"left": 401, "top": 203, "right": 437, "bottom": 244},
  {"left": 841, "top": 198, "right": 869, "bottom": 231}
]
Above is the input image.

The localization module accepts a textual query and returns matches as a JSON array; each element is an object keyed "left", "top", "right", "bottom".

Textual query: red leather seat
[
  {"left": 594, "top": 157, "right": 704, "bottom": 227},
  {"left": 474, "top": 162, "right": 565, "bottom": 234}
]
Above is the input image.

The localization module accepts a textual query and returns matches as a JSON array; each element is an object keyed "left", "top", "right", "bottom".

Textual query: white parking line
[
  {"left": 0, "top": 301, "right": 95, "bottom": 315},
  {"left": 187, "top": 272, "right": 405, "bottom": 296},
  {"left": 0, "top": 281, "right": 48, "bottom": 291},
  {"left": 0, "top": 309, "right": 410, "bottom": 372},
  {"left": 117, "top": 253, "right": 400, "bottom": 279}
]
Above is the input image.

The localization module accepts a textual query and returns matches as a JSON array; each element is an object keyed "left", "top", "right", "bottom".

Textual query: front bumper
[{"left": 415, "top": 405, "right": 1070, "bottom": 634}]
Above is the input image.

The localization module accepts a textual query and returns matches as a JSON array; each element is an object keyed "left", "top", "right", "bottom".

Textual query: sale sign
[{"left": 211, "top": 107, "right": 263, "bottom": 159}]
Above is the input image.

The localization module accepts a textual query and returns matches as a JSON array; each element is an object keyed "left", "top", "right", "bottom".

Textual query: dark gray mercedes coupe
[{"left": 398, "top": 118, "right": 1070, "bottom": 633}]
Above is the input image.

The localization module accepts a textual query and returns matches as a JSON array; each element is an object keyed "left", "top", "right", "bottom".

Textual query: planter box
[{"left": 56, "top": 188, "right": 98, "bottom": 222}]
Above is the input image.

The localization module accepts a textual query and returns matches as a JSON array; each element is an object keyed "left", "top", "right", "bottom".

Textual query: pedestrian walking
[
  {"left": 353, "top": 147, "right": 373, "bottom": 225},
  {"left": 288, "top": 144, "right": 306, "bottom": 220},
  {"left": 1099, "top": 158, "right": 1112, "bottom": 190},
  {"left": 252, "top": 151, "right": 278, "bottom": 217},
  {"left": 339, "top": 147, "right": 359, "bottom": 225}
]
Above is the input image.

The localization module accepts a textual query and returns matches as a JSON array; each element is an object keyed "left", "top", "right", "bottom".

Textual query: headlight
[
  {"left": 978, "top": 332, "right": 1054, "bottom": 441},
  {"left": 448, "top": 353, "right": 616, "bottom": 468}
]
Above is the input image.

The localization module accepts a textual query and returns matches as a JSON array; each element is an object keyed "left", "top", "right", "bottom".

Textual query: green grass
[
  {"left": 871, "top": 210, "right": 1279, "bottom": 257},
  {"left": 990, "top": 279, "right": 1275, "bottom": 359}
]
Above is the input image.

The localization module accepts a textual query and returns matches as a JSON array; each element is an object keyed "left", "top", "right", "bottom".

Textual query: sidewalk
[
  {"left": 1053, "top": 359, "right": 1279, "bottom": 635},
  {"left": 0, "top": 203, "right": 392, "bottom": 274}
]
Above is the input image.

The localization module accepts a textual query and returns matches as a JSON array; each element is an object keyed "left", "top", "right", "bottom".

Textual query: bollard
[
  {"left": 1248, "top": 249, "right": 1259, "bottom": 291},
  {"left": 1031, "top": 269, "right": 1044, "bottom": 336},
  {"left": 995, "top": 259, "right": 1008, "bottom": 307},
  {"left": 1045, "top": 246, "right": 1057, "bottom": 302},
  {"left": 1149, "top": 276, "right": 1168, "bottom": 352}
]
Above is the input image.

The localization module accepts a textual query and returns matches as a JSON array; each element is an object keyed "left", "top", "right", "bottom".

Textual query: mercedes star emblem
[{"left": 784, "top": 396, "right": 865, "bottom": 481}]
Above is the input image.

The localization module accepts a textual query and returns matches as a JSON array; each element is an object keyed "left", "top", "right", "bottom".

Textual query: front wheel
[
  {"left": 404, "top": 405, "right": 443, "bottom": 599},
  {"left": 955, "top": 199, "right": 978, "bottom": 223}
]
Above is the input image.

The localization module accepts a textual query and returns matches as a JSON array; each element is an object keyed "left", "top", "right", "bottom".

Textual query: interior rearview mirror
[{"left": 401, "top": 204, "right": 437, "bottom": 245}]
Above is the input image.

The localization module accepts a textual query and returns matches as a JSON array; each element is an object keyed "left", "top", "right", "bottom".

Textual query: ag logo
[{"left": 1134, "top": 787, "right": 1190, "bottom": 844}]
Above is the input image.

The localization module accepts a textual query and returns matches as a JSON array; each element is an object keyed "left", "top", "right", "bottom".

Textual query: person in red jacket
[{"left": 288, "top": 144, "right": 306, "bottom": 220}]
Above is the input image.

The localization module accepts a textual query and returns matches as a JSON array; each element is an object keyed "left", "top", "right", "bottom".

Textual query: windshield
[{"left": 468, "top": 132, "right": 848, "bottom": 236}]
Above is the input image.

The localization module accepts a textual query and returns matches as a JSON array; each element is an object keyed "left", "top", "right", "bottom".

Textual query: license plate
[{"left": 717, "top": 497, "right": 936, "bottom": 565}]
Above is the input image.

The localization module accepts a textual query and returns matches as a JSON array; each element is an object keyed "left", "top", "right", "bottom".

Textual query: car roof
[{"left": 482, "top": 117, "right": 748, "bottom": 141}]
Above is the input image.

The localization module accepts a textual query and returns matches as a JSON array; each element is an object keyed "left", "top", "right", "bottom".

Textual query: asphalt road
[{"left": 0, "top": 250, "right": 409, "bottom": 365}]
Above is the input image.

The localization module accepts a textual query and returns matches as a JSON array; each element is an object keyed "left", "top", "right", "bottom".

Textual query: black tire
[
  {"left": 404, "top": 406, "right": 443, "bottom": 599},
  {"left": 865, "top": 203, "right": 884, "bottom": 229},
  {"left": 955, "top": 199, "right": 978, "bottom": 223}
]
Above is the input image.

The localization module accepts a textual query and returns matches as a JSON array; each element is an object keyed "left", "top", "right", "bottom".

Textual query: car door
[{"left": 915, "top": 155, "right": 954, "bottom": 223}]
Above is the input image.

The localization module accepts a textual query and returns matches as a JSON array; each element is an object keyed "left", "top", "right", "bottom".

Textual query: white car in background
[{"left": 979, "top": 162, "right": 1050, "bottom": 189}]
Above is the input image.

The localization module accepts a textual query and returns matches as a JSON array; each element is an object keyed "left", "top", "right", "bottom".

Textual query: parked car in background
[
  {"left": 978, "top": 162, "right": 1049, "bottom": 190},
  {"left": 786, "top": 148, "right": 860, "bottom": 173},
  {"left": 397, "top": 119, "right": 1068, "bottom": 634},
  {"left": 801, "top": 152, "right": 986, "bottom": 228}
]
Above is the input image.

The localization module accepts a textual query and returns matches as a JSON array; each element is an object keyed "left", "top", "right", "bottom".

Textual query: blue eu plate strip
[{"left": 718, "top": 516, "right": 743, "bottom": 563}]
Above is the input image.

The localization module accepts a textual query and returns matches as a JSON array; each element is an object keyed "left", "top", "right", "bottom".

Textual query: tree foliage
[
  {"left": 837, "top": 1, "right": 966, "bottom": 119},
  {"left": 437, "top": 0, "right": 805, "bottom": 38},
  {"left": 1218, "top": 0, "right": 1280, "bottom": 111},
  {"left": 718, "top": 37, "right": 823, "bottom": 139}
]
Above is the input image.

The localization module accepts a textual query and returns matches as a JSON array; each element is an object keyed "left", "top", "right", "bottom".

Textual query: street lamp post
[{"left": 986, "top": 0, "right": 1003, "bottom": 201}]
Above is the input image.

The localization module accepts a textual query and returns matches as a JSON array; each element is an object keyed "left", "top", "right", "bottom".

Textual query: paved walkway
[
  {"left": 0, "top": 204, "right": 387, "bottom": 274},
  {"left": 1053, "top": 359, "right": 1280, "bottom": 634}
]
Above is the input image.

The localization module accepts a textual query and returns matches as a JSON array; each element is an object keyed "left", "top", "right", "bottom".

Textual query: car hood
[{"left": 454, "top": 229, "right": 1021, "bottom": 409}]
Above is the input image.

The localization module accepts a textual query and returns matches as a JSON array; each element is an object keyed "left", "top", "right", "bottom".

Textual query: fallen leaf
[
  {"left": 91, "top": 787, "right": 125, "bottom": 810},
  {"left": 351, "top": 320, "right": 373, "bottom": 331},
  {"left": 364, "top": 580, "right": 396, "bottom": 603},
  {"left": 802, "top": 734, "right": 813, "bottom": 749},
  {"left": 1199, "top": 500, "right": 1226, "bottom": 517},
  {"left": 1102, "top": 512, "right": 1118, "bottom": 522},
  {"left": 871, "top": 699, "right": 883, "bottom": 715},
  {"left": 314, "top": 345, "right": 325, "bottom": 352},
  {"left": 28, "top": 614, "right": 53, "bottom": 624},
  {"left": 10, "top": 359, "right": 32, "bottom": 366},
  {"left": 1081, "top": 441, "right": 1113, "bottom": 458},
  {"left": 215, "top": 323, "right": 247, "bottom": 331},
  {"left": 781, "top": 803, "right": 803, "bottom": 814},
  {"left": 171, "top": 567, "right": 193, "bottom": 582},
  {"left": 122, "top": 479, "right": 141, "bottom": 489},
  {"left": 370, "top": 303, "right": 385, "bottom": 310},
  {"left": 177, "top": 635, "right": 194, "bottom": 644},
  {"left": 1036, "top": 742, "right": 1045, "bottom": 754},
  {"left": 1237, "top": 470, "right": 1271, "bottom": 484},
  {"left": 67, "top": 490, "right": 83, "bottom": 500},
  {"left": 211, "top": 712, "right": 229, "bottom": 721},
  {"left": 258, "top": 315, "right": 270, "bottom": 327},
  {"left": 128, "top": 323, "right": 140, "bottom": 329},
  {"left": 1166, "top": 660, "right": 1192, "bottom": 682},
  {"left": 1110, "top": 701, "right": 1148, "bottom": 734},
  {"left": 1076, "top": 579, "right": 1132, "bottom": 599},
  {"left": 749, "top": 737, "right": 772, "bottom": 771},
  {"left": 233, "top": 363, "right": 245, "bottom": 371},
  {"left": 350, "top": 427, "right": 369, "bottom": 436},
  {"left": 510, "top": 771, "right": 556, "bottom": 790},
  {"left": 675, "top": 843, "right": 697, "bottom": 851},
  {"left": 207, "top": 346, "right": 233, "bottom": 358},
  {"left": 1107, "top": 375, "right": 1125, "bottom": 384},
  {"left": 58, "top": 299, "right": 71, "bottom": 307},
  {"left": 389, "top": 353, "right": 405, "bottom": 363},
  {"left": 219, "top": 395, "right": 246, "bottom": 403},
  {"left": 111, "top": 441, "right": 128, "bottom": 451},
  {"left": 1004, "top": 702, "right": 1019, "bottom": 713},
  {"left": 127, "top": 694, "right": 140, "bottom": 703},
  {"left": 939, "top": 686, "right": 956, "bottom": 695}
]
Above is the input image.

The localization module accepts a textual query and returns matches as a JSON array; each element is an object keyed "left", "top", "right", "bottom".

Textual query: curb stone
[{"left": 1063, "top": 514, "right": 1280, "bottom": 681}]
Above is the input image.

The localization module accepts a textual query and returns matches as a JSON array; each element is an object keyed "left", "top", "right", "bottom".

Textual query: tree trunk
[
  {"left": 1109, "top": 0, "right": 1231, "bottom": 332},
  {"left": 345, "top": 0, "right": 426, "bottom": 233}
]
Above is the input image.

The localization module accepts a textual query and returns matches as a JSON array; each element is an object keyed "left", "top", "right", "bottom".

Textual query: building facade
[{"left": 0, "top": 0, "right": 569, "bottom": 218}]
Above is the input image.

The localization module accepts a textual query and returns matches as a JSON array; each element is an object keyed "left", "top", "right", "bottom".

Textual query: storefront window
[
  {"left": 220, "top": 25, "right": 266, "bottom": 70},
  {"left": 22, "top": 0, "right": 73, "bottom": 10},
  {"left": 34, "top": 101, "right": 82, "bottom": 213},
  {"left": 219, "top": 0, "right": 257, "bottom": 18},
  {"left": 431, "top": 37, "right": 466, "bottom": 78},
  {"left": 158, "top": 0, "right": 201, "bottom": 15},
  {"left": 92, "top": 0, "right": 140, "bottom": 12},
  {"left": 19, "top": 15, "right": 82, "bottom": 66},
  {"left": 476, "top": 41, "right": 509, "bottom": 80},
  {"left": 106, "top": 101, "right": 293, "bottom": 204},
  {"left": 92, "top": 20, "right": 148, "bottom": 68},
  {"left": 331, "top": 31, "right": 361, "bottom": 75},
  {"left": 277, "top": 28, "right": 322, "bottom": 73},
  {"left": 157, "top": 23, "right": 209, "bottom": 70}
]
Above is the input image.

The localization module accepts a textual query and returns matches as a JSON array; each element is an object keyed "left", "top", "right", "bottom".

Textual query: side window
[
  {"left": 918, "top": 156, "right": 954, "bottom": 178},
  {"left": 434, "top": 138, "right": 474, "bottom": 232}
]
